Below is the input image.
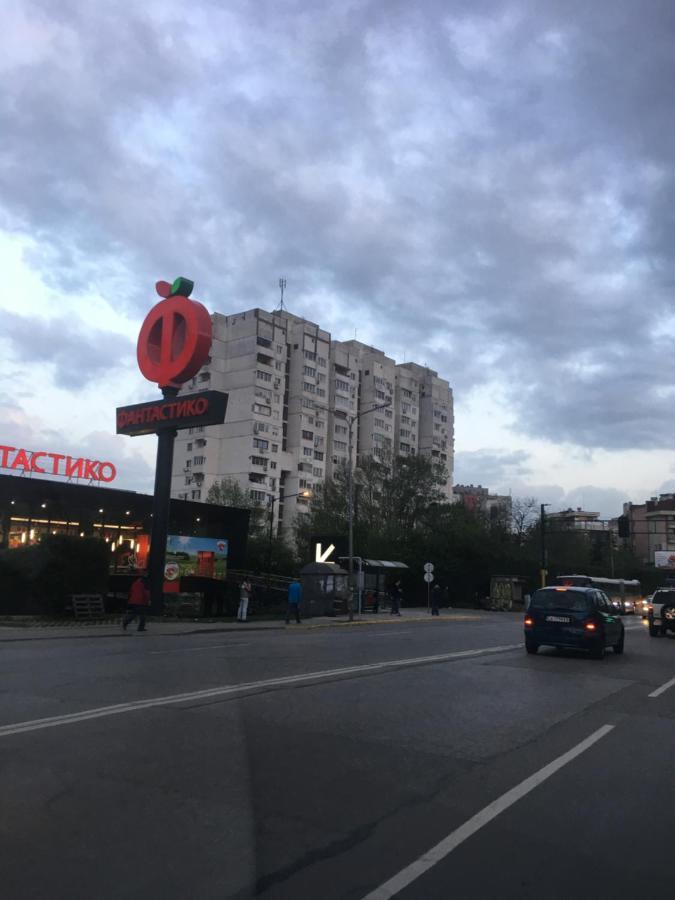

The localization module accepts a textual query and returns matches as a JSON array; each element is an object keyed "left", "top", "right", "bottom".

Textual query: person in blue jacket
[{"left": 286, "top": 577, "right": 302, "bottom": 624}]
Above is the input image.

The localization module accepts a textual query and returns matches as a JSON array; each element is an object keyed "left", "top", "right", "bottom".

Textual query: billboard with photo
[
  {"left": 165, "top": 535, "right": 229, "bottom": 581},
  {"left": 654, "top": 550, "right": 675, "bottom": 569}
]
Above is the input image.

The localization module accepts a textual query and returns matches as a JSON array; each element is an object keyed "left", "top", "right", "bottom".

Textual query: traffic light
[{"left": 618, "top": 515, "right": 630, "bottom": 538}]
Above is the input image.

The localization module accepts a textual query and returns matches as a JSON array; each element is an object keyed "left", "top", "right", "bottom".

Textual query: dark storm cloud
[
  {"left": 3, "top": 0, "right": 675, "bottom": 448},
  {"left": 1, "top": 312, "right": 134, "bottom": 389}
]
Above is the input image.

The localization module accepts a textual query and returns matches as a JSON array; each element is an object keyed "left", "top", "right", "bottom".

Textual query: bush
[{"left": 0, "top": 535, "right": 110, "bottom": 616}]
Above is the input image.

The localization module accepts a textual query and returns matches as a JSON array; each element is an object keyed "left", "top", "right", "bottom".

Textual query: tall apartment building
[{"left": 170, "top": 308, "right": 454, "bottom": 535}]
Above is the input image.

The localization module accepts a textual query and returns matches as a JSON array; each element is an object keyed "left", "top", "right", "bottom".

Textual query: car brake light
[
  {"left": 585, "top": 622, "right": 597, "bottom": 631},
  {"left": 648, "top": 604, "right": 653, "bottom": 612},
  {"left": 524, "top": 617, "right": 534, "bottom": 627}
]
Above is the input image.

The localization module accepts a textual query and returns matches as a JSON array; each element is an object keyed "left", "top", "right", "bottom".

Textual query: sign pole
[
  {"left": 427, "top": 578, "right": 430, "bottom": 614},
  {"left": 148, "top": 387, "right": 179, "bottom": 614}
]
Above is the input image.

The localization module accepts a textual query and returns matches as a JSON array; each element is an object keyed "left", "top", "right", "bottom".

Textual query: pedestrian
[
  {"left": 366, "top": 590, "right": 376, "bottom": 614},
  {"left": 372, "top": 591, "right": 380, "bottom": 614},
  {"left": 390, "top": 580, "right": 402, "bottom": 616},
  {"left": 286, "top": 576, "right": 302, "bottom": 624},
  {"left": 431, "top": 583, "right": 441, "bottom": 616},
  {"left": 237, "top": 578, "right": 252, "bottom": 621},
  {"left": 122, "top": 574, "right": 150, "bottom": 632}
]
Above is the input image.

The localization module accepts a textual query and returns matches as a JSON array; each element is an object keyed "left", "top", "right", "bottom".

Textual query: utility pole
[
  {"left": 347, "top": 399, "right": 392, "bottom": 621},
  {"left": 540, "top": 503, "right": 550, "bottom": 588}
]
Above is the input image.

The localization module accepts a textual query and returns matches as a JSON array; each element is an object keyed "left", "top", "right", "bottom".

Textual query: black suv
[
  {"left": 648, "top": 589, "right": 675, "bottom": 637},
  {"left": 524, "top": 586, "right": 625, "bottom": 659}
]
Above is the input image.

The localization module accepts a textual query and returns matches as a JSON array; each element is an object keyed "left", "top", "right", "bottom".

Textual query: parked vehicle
[{"left": 524, "top": 586, "right": 625, "bottom": 659}]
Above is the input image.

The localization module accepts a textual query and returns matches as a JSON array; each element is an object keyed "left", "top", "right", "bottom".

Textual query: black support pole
[{"left": 148, "top": 386, "right": 179, "bottom": 615}]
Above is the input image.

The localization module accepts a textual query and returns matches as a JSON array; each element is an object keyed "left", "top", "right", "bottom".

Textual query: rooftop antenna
[{"left": 278, "top": 277, "right": 287, "bottom": 312}]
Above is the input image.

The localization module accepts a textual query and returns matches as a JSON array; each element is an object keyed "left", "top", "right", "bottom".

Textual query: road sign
[
  {"left": 424, "top": 572, "right": 435, "bottom": 583},
  {"left": 424, "top": 562, "right": 434, "bottom": 574}
]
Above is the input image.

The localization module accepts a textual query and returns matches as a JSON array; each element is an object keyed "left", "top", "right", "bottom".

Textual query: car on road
[
  {"left": 647, "top": 589, "right": 675, "bottom": 637},
  {"left": 524, "top": 586, "right": 625, "bottom": 659}
]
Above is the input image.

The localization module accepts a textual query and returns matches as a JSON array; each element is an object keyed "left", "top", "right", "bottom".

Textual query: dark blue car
[{"left": 524, "top": 586, "right": 625, "bottom": 659}]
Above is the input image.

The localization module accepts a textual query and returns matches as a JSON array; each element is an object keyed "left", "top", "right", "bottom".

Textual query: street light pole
[
  {"left": 266, "top": 488, "right": 312, "bottom": 589},
  {"left": 346, "top": 399, "right": 392, "bottom": 622},
  {"left": 540, "top": 503, "right": 550, "bottom": 588}
]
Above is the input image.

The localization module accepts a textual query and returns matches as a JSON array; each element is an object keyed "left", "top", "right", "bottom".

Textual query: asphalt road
[{"left": 1, "top": 613, "right": 673, "bottom": 899}]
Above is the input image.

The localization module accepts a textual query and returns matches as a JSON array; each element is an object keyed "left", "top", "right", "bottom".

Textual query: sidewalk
[{"left": 0, "top": 608, "right": 493, "bottom": 642}]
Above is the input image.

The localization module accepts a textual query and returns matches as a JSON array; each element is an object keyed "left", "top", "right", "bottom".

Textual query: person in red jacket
[{"left": 122, "top": 575, "right": 150, "bottom": 632}]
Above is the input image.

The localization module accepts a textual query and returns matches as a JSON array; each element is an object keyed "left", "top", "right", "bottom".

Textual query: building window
[
  {"left": 303, "top": 350, "right": 317, "bottom": 361},
  {"left": 253, "top": 403, "right": 271, "bottom": 416},
  {"left": 303, "top": 447, "right": 313, "bottom": 457},
  {"left": 314, "top": 451, "right": 324, "bottom": 461},
  {"left": 185, "top": 476, "right": 192, "bottom": 485},
  {"left": 335, "top": 424, "right": 348, "bottom": 436},
  {"left": 251, "top": 455, "right": 268, "bottom": 467},
  {"left": 256, "top": 370, "right": 273, "bottom": 383},
  {"left": 302, "top": 430, "right": 314, "bottom": 441},
  {"left": 400, "top": 429, "right": 411, "bottom": 438},
  {"left": 270, "top": 461, "right": 277, "bottom": 469},
  {"left": 375, "top": 390, "right": 385, "bottom": 400},
  {"left": 193, "top": 455, "right": 206, "bottom": 465},
  {"left": 191, "top": 489, "right": 201, "bottom": 500},
  {"left": 313, "top": 467, "right": 323, "bottom": 477},
  {"left": 271, "top": 443, "right": 278, "bottom": 452},
  {"left": 303, "top": 365, "right": 316, "bottom": 377},
  {"left": 334, "top": 440, "right": 348, "bottom": 451},
  {"left": 316, "top": 387, "right": 326, "bottom": 398},
  {"left": 317, "top": 356, "right": 327, "bottom": 367},
  {"left": 250, "top": 490, "right": 267, "bottom": 503},
  {"left": 253, "top": 438, "right": 269, "bottom": 450},
  {"left": 303, "top": 382, "right": 316, "bottom": 394},
  {"left": 385, "top": 409, "right": 393, "bottom": 419},
  {"left": 254, "top": 422, "right": 269, "bottom": 434},
  {"left": 185, "top": 460, "right": 191, "bottom": 468},
  {"left": 335, "top": 378, "right": 350, "bottom": 392}
]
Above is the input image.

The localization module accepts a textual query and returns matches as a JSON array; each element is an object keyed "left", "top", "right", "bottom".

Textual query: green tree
[{"left": 206, "top": 477, "right": 265, "bottom": 534}]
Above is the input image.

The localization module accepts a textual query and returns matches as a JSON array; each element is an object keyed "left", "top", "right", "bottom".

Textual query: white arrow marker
[{"left": 315, "top": 542, "right": 336, "bottom": 563}]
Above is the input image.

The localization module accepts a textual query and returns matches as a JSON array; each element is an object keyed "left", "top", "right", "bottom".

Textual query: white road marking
[
  {"left": 149, "top": 643, "right": 251, "bottom": 654},
  {"left": 361, "top": 723, "right": 615, "bottom": 900},
  {"left": 0, "top": 643, "right": 520, "bottom": 738},
  {"left": 648, "top": 674, "right": 675, "bottom": 698}
]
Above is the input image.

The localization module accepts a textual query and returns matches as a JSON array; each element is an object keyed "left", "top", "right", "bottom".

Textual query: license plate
[{"left": 546, "top": 615, "right": 571, "bottom": 623}]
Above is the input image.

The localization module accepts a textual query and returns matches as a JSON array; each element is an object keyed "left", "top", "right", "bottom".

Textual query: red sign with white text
[{"left": 0, "top": 446, "right": 117, "bottom": 483}]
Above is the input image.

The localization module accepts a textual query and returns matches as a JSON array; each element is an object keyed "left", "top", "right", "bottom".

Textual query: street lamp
[
  {"left": 540, "top": 503, "right": 551, "bottom": 588},
  {"left": 346, "top": 399, "right": 392, "bottom": 621},
  {"left": 267, "top": 488, "right": 313, "bottom": 582}
]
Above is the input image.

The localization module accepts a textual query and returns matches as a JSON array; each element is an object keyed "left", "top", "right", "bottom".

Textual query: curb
[{"left": 0, "top": 613, "right": 485, "bottom": 642}]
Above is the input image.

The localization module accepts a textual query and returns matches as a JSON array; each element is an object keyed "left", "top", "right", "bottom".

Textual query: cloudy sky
[{"left": 2, "top": 0, "right": 675, "bottom": 517}]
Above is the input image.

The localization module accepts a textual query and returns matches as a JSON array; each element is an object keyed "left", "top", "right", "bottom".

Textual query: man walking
[
  {"left": 431, "top": 583, "right": 441, "bottom": 616},
  {"left": 286, "top": 577, "right": 302, "bottom": 624},
  {"left": 123, "top": 575, "right": 150, "bottom": 632},
  {"left": 238, "top": 578, "right": 252, "bottom": 622},
  {"left": 389, "top": 580, "right": 402, "bottom": 616}
]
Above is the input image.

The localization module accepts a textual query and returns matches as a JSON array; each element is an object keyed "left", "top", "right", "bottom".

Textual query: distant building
[
  {"left": 546, "top": 508, "right": 607, "bottom": 532},
  {"left": 170, "top": 307, "right": 454, "bottom": 536},
  {"left": 453, "top": 484, "right": 512, "bottom": 524},
  {"left": 624, "top": 495, "right": 675, "bottom": 565}
]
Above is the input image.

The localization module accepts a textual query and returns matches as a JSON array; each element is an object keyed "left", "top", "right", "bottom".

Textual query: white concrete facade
[{"left": 170, "top": 308, "right": 455, "bottom": 532}]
